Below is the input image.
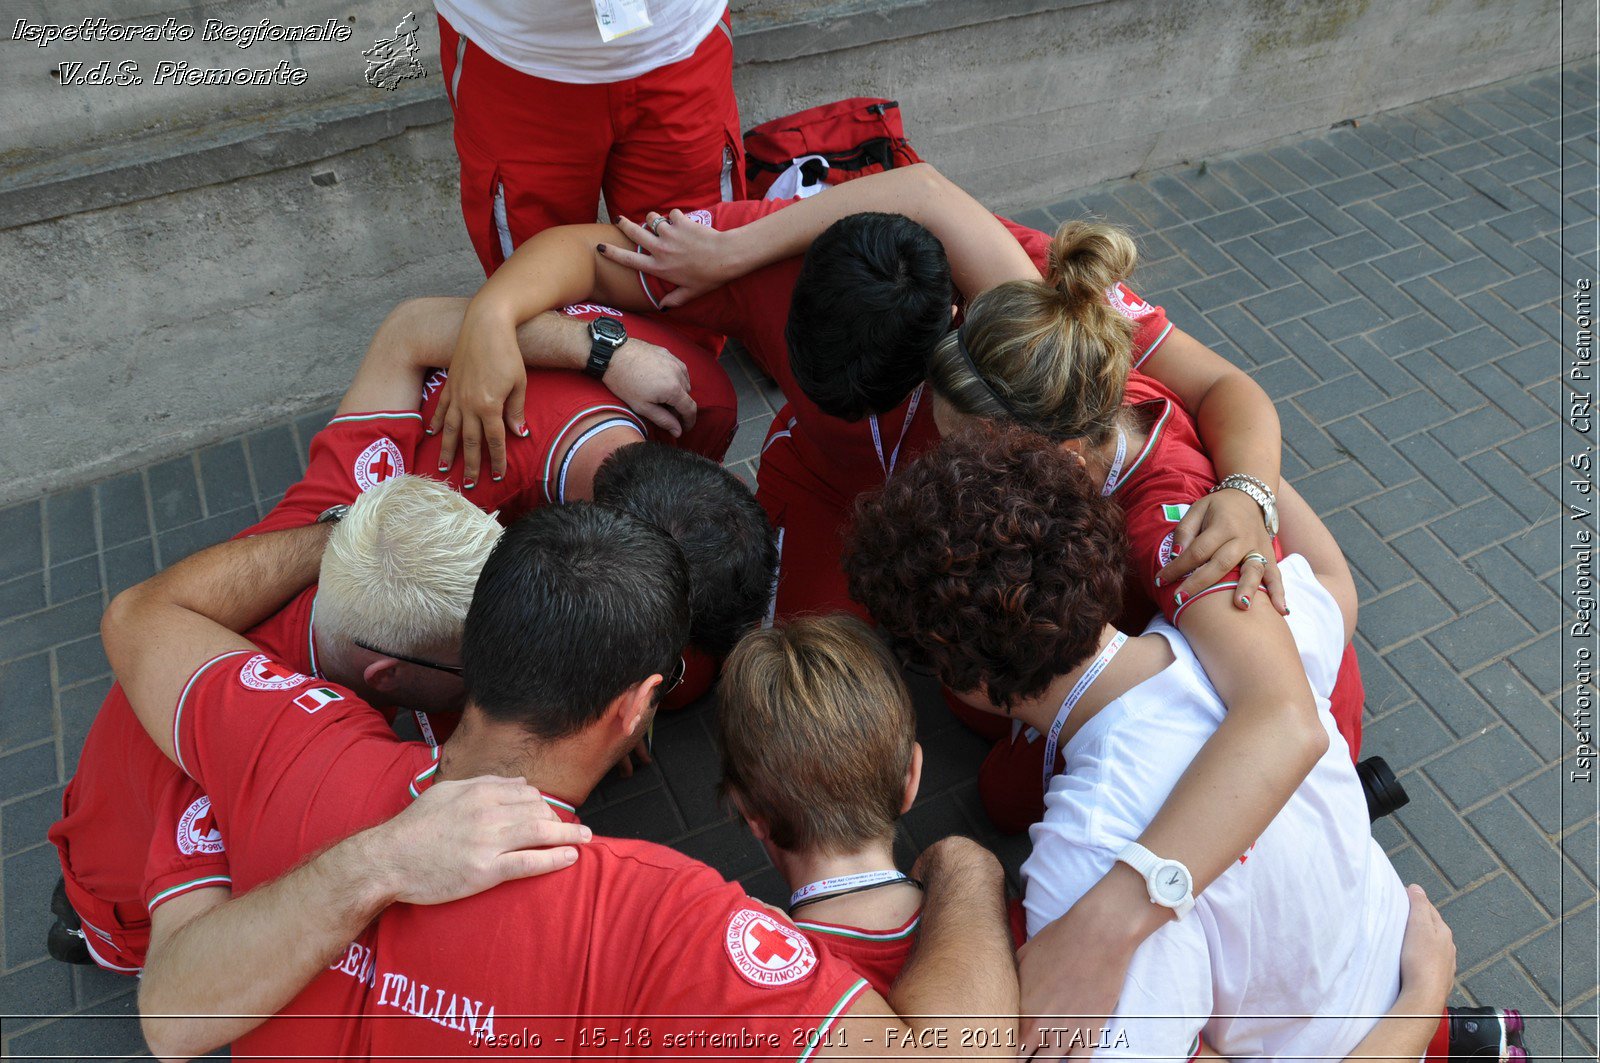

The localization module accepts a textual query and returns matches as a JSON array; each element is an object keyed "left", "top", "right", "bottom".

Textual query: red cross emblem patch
[
  {"left": 176, "top": 795, "right": 226, "bottom": 856},
  {"left": 354, "top": 436, "right": 406, "bottom": 492},
  {"left": 723, "top": 908, "right": 817, "bottom": 987},
  {"left": 238, "top": 653, "right": 308, "bottom": 691}
]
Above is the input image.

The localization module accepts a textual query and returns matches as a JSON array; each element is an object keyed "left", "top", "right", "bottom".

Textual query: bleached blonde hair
[{"left": 315, "top": 475, "right": 503, "bottom": 666}]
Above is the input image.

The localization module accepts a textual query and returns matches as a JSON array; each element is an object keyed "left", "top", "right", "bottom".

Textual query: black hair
[
  {"left": 593, "top": 443, "right": 777, "bottom": 659},
  {"left": 462, "top": 503, "right": 690, "bottom": 739},
  {"left": 785, "top": 212, "right": 954, "bottom": 422}
]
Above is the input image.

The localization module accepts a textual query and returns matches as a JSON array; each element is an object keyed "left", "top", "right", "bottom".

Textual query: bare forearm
[
  {"left": 469, "top": 224, "right": 635, "bottom": 330},
  {"left": 141, "top": 832, "right": 395, "bottom": 1059},
  {"left": 729, "top": 164, "right": 1041, "bottom": 294},
  {"left": 891, "top": 839, "right": 1017, "bottom": 1037},
  {"left": 1342, "top": 992, "right": 1442, "bottom": 1062},
  {"left": 1195, "top": 374, "right": 1281, "bottom": 492}
]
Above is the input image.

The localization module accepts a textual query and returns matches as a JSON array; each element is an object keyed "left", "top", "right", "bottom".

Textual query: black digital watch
[{"left": 585, "top": 316, "right": 627, "bottom": 380}]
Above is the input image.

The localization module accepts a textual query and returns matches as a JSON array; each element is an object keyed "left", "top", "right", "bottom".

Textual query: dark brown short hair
[
  {"left": 844, "top": 423, "right": 1127, "bottom": 708},
  {"left": 717, "top": 615, "right": 915, "bottom": 854}
]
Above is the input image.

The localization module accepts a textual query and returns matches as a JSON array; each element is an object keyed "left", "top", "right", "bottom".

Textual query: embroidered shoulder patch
[
  {"left": 723, "top": 908, "right": 817, "bottom": 988},
  {"left": 353, "top": 436, "right": 405, "bottom": 492},
  {"left": 238, "top": 654, "right": 308, "bottom": 691},
  {"left": 176, "top": 796, "right": 225, "bottom": 855}
]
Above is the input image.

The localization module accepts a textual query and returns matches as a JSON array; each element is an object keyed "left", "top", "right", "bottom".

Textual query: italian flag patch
[
  {"left": 293, "top": 687, "right": 344, "bottom": 714},
  {"left": 1162, "top": 503, "right": 1190, "bottom": 522}
]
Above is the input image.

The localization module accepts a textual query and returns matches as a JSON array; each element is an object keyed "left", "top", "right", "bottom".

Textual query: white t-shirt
[
  {"left": 1022, "top": 555, "right": 1409, "bottom": 1062},
  {"left": 434, "top": 1, "right": 727, "bottom": 83}
]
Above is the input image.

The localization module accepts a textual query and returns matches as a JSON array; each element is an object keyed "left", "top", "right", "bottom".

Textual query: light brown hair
[
  {"left": 717, "top": 615, "right": 915, "bottom": 854},
  {"left": 928, "top": 220, "right": 1139, "bottom": 444}
]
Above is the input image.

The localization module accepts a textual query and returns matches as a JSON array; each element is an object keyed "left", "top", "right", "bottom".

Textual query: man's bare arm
[{"left": 102, "top": 522, "right": 331, "bottom": 761}]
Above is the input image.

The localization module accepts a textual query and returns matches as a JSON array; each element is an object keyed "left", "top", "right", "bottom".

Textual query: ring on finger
[
  {"left": 646, "top": 215, "right": 666, "bottom": 237},
  {"left": 1242, "top": 552, "right": 1271, "bottom": 567}
]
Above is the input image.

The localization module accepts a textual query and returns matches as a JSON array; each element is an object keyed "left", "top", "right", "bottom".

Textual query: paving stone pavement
[{"left": 2, "top": 60, "right": 1596, "bottom": 1060}]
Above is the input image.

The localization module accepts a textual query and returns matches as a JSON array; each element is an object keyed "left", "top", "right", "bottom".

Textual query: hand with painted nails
[
  {"left": 598, "top": 209, "right": 751, "bottom": 309},
  {"left": 1156, "top": 489, "right": 1287, "bottom": 614},
  {"left": 429, "top": 300, "right": 530, "bottom": 487}
]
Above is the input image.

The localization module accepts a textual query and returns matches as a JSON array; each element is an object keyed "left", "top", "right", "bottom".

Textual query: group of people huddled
[{"left": 45, "top": 4, "right": 1533, "bottom": 1061}]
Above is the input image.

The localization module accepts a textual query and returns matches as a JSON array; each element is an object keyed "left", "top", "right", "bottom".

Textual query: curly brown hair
[{"left": 844, "top": 423, "right": 1128, "bottom": 709}]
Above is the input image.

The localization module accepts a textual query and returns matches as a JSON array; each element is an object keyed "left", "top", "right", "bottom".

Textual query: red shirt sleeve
[
  {"left": 634, "top": 199, "right": 797, "bottom": 338},
  {"left": 143, "top": 773, "right": 232, "bottom": 914},
  {"left": 250, "top": 412, "right": 427, "bottom": 535},
  {"left": 171, "top": 651, "right": 420, "bottom": 886},
  {"left": 632, "top": 872, "right": 871, "bottom": 1057},
  {"left": 1111, "top": 283, "right": 1174, "bottom": 369}
]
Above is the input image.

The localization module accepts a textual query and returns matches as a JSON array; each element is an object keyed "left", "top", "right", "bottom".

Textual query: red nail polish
[
  {"left": 518, "top": 423, "right": 530, "bottom": 438},
  {"left": 463, "top": 479, "right": 476, "bottom": 490},
  {"left": 492, "top": 474, "right": 504, "bottom": 483}
]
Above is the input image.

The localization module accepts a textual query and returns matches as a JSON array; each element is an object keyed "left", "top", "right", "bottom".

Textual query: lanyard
[
  {"left": 868, "top": 384, "right": 925, "bottom": 479},
  {"left": 1101, "top": 428, "right": 1130, "bottom": 495},
  {"left": 789, "top": 869, "right": 913, "bottom": 910},
  {"left": 1041, "top": 632, "right": 1129, "bottom": 793}
]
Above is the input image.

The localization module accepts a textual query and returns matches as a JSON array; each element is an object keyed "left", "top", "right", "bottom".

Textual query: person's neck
[
  {"left": 1004, "top": 625, "right": 1133, "bottom": 746},
  {"left": 772, "top": 838, "right": 922, "bottom": 931},
  {"left": 1080, "top": 408, "right": 1146, "bottom": 491},
  {"left": 436, "top": 706, "right": 600, "bottom": 809}
]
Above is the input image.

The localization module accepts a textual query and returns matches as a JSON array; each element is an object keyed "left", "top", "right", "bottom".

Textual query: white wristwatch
[{"left": 1116, "top": 842, "right": 1196, "bottom": 920}]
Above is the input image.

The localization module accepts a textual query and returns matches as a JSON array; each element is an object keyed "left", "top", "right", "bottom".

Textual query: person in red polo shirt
[{"left": 106, "top": 504, "right": 1017, "bottom": 1060}]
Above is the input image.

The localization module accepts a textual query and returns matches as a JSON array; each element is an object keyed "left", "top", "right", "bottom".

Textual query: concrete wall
[{"left": 0, "top": 0, "right": 1585, "bottom": 504}]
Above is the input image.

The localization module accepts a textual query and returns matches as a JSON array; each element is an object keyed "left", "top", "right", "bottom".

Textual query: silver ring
[
  {"left": 646, "top": 216, "right": 666, "bottom": 237},
  {"left": 1242, "top": 552, "right": 1271, "bottom": 567}
]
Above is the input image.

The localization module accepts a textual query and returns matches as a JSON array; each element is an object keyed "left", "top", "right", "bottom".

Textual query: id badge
[{"left": 593, "top": 0, "right": 652, "bottom": 42}]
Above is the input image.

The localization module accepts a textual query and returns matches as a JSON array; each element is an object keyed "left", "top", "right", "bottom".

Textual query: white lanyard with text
[
  {"left": 868, "top": 384, "right": 925, "bottom": 479},
  {"left": 1041, "top": 632, "right": 1129, "bottom": 793},
  {"left": 1101, "top": 428, "right": 1130, "bottom": 495},
  {"left": 790, "top": 869, "right": 912, "bottom": 910}
]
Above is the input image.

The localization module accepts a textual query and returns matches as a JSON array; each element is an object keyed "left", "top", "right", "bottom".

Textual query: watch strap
[{"left": 1116, "top": 842, "right": 1196, "bottom": 921}]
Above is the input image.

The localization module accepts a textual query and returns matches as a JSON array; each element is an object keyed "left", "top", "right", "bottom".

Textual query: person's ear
[
  {"left": 616, "top": 674, "right": 662, "bottom": 739},
  {"left": 900, "top": 742, "right": 924, "bottom": 815},
  {"left": 363, "top": 657, "right": 403, "bottom": 693},
  {"left": 1057, "top": 438, "right": 1088, "bottom": 465}
]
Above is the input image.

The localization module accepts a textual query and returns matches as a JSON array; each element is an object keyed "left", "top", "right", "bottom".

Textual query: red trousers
[{"left": 439, "top": 10, "right": 743, "bottom": 275}]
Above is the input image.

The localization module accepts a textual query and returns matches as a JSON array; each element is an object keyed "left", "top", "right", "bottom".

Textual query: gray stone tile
[
  {"left": 0, "top": 594, "right": 102, "bottom": 664},
  {"left": 1361, "top": 699, "right": 1454, "bottom": 772},
  {"left": 3, "top": 841, "right": 59, "bottom": 969},
  {"left": 1439, "top": 872, "right": 1552, "bottom": 972},
  {"left": 1361, "top": 582, "right": 1453, "bottom": 650},
  {"left": 0, "top": 501, "right": 43, "bottom": 584},
  {"left": 58, "top": 678, "right": 113, "bottom": 779},
  {"left": 42, "top": 487, "right": 96, "bottom": 567},
  {"left": 1508, "top": 630, "right": 1560, "bottom": 695},
  {"left": 0, "top": 742, "right": 57, "bottom": 803},
  {"left": 52, "top": 634, "right": 109, "bottom": 690},
  {"left": 1391, "top": 528, "right": 1489, "bottom": 612},
  {"left": 93, "top": 472, "right": 150, "bottom": 550},
  {"left": 2, "top": 786, "right": 63, "bottom": 856},
  {"left": 0, "top": 957, "right": 75, "bottom": 1024},
  {"left": 1431, "top": 406, "right": 1523, "bottom": 462},
  {"left": 1362, "top": 389, "right": 1456, "bottom": 441},
  {"left": 1194, "top": 205, "right": 1275, "bottom": 243},
  {"left": 1386, "top": 639, "right": 1498, "bottom": 737},
  {"left": 1464, "top": 449, "right": 1560, "bottom": 524},
  {"left": 1357, "top": 480, "right": 1455, "bottom": 539},
  {"left": 0, "top": 651, "right": 53, "bottom": 752},
  {"left": 245, "top": 425, "right": 307, "bottom": 503},
  {"left": 1392, "top": 433, "right": 1489, "bottom": 507},
  {"left": 0, "top": 573, "right": 46, "bottom": 624},
  {"left": 1305, "top": 298, "right": 1390, "bottom": 341},
  {"left": 146, "top": 455, "right": 203, "bottom": 532},
  {"left": 197, "top": 439, "right": 255, "bottom": 516},
  {"left": 1180, "top": 268, "right": 1265, "bottom": 313},
  {"left": 102, "top": 538, "right": 156, "bottom": 599},
  {"left": 1459, "top": 956, "right": 1553, "bottom": 1017},
  {"left": 46, "top": 556, "right": 100, "bottom": 608},
  {"left": 1295, "top": 373, "right": 1389, "bottom": 423},
  {"left": 1424, "top": 726, "right": 1542, "bottom": 809},
  {"left": 1463, "top": 547, "right": 1561, "bottom": 632},
  {"left": 1462, "top": 362, "right": 1556, "bottom": 430},
  {"left": 1428, "top": 600, "right": 1538, "bottom": 673},
  {"left": 1431, "top": 495, "right": 1533, "bottom": 557},
  {"left": 1394, "top": 776, "right": 1499, "bottom": 890},
  {"left": 1292, "top": 460, "right": 1382, "bottom": 517}
]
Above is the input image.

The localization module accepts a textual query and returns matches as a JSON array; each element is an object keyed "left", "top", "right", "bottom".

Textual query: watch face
[
  {"left": 1152, "top": 862, "right": 1191, "bottom": 905},
  {"left": 592, "top": 317, "right": 627, "bottom": 346}
]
